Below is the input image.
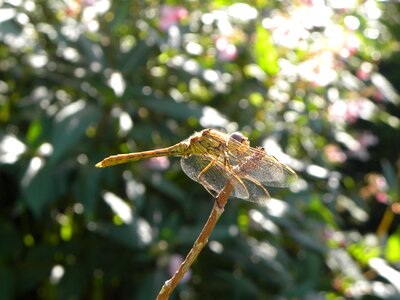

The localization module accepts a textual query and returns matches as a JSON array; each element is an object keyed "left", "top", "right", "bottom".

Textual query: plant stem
[
  {"left": 156, "top": 181, "right": 234, "bottom": 300},
  {"left": 376, "top": 205, "right": 394, "bottom": 237}
]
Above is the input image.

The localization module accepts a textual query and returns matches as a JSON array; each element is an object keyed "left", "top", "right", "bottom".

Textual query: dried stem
[{"left": 156, "top": 181, "right": 234, "bottom": 300}]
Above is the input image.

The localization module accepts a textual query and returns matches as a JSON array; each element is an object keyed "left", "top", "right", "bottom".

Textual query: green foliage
[
  {"left": 1, "top": 0, "right": 400, "bottom": 299},
  {"left": 254, "top": 25, "right": 279, "bottom": 75}
]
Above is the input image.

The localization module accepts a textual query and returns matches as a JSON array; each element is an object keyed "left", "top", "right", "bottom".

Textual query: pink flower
[
  {"left": 373, "top": 91, "right": 384, "bottom": 102},
  {"left": 159, "top": 5, "right": 188, "bottom": 32},
  {"left": 345, "top": 131, "right": 378, "bottom": 161},
  {"left": 144, "top": 157, "right": 170, "bottom": 171},
  {"left": 376, "top": 192, "right": 389, "bottom": 204},
  {"left": 374, "top": 174, "right": 388, "bottom": 191},
  {"left": 360, "top": 173, "right": 389, "bottom": 202},
  {"left": 328, "top": 98, "right": 374, "bottom": 124},
  {"left": 324, "top": 144, "right": 347, "bottom": 164},
  {"left": 356, "top": 62, "right": 373, "bottom": 81},
  {"left": 215, "top": 36, "right": 238, "bottom": 61},
  {"left": 358, "top": 131, "right": 378, "bottom": 149},
  {"left": 83, "top": 0, "right": 95, "bottom": 5}
]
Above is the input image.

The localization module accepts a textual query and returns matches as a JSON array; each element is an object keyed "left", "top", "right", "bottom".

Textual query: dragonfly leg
[
  {"left": 195, "top": 155, "right": 227, "bottom": 207},
  {"left": 198, "top": 179, "right": 222, "bottom": 207},
  {"left": 197, "top": 155, "right": 220, "bottom": 180},
  {"left": 196, "top": 152, "right": 251, "bottom": 201},
  {"left": 223, "top": 152, "right": 252, "bottom": 200}
]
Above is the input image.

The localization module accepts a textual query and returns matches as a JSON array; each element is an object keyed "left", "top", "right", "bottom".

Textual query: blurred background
[{"left": 1, "top": 0, "right": 400, "bottom": 299}]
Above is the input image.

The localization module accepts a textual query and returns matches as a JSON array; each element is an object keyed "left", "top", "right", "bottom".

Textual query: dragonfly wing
[
  {"left": 232, "top": 148, "right": 297, "bottom": 188},
  {"left": 241, "top": 176, "right": 271, "bottom": 205},
  {"left": 224, "top": 133, "right": 297, "bottom": 188},
  {"left": 252, "top": 159, "right": 297, "bottom": 187},
  {"left": 181, "top": 154, "right": 249, "bottom": 199}
]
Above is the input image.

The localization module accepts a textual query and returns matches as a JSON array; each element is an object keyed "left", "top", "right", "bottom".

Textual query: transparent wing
[
  {"left": 240, "top": 153, "right": 296, "bottom": 187},
  {"left": 180, "top": 154, "right": 249, "bottom": 199},
  {"left": 227, "top": 143, "right": 297, "bottom": 188},
  {"left": 240, "top": 176, "right": 271, "bottom": 205}
]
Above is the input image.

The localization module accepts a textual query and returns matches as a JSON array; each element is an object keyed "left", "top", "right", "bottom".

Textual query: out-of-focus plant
[{"left": 1, "top": 0, "right": 400, "bottom": 299}]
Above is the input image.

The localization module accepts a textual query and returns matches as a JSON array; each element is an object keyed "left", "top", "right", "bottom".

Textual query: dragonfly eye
[
  {"left": 228, "top": 132, "right": 250, "bottom": 156},
  {"left": 229, "top": 132, "right": 246, "bottom": 143}
]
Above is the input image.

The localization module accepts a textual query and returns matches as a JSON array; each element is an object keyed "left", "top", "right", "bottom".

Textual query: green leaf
[
  {"left": 254, "top": 25, "right": 279, "bottom": 75},
  {"left": 74, "top": 164, "right": 101, "bottom": 219},
  {"left": 382, "top": 160, "right": 397, "bottom": 191},
  {"left": 140, "top": 96, "right": 204, "bottom": 121},
  {"left": 0, "top": 268, "right": 15, "bottom": 300},
  {"left": 26, "top": 120, "right": 42, "bottom": 145},
  {"left": 214, "top": 271, "right": 258, "bottom": 298},
  {"left": 17, "top": 245, "right": 54, "bottom": 293},
  {"left": 119, "top": 40, "right": 156, "bottom": 74},
  {"left": 308, "top": 195, "right": 336, "bottom": 226},
  {"left": 51, "top": 101, "right": 101, "bottom": 163},
  {"left": 22, "top": 158, "right": 71, "bottom": 216},
  {"left": 94, "top": 219, "right": 153, "bottom": 249},
  {"left": 77, "top": 36, "right": 105, "bottom": 66},
  {"left": 386, "top": 230, "right": 400, "bottom": 263},
  {"left": 283, "top": 252, "right": 324, "bottom": 298},
  {"left": 288, "top": 227, "right": 326, "bottom": 253},
  {"left": 58, "top": 265, "right": 85, "bottom": 300},
  {"left": 0, "top": 220, "right": 22, "bottom": 259},
  {"left": 22, "top": 160, "right": 54, "bottom": 217},
  {"left": 134, "top": 271, "right": 166, "bottom": 300},
  {"left": 145, "top": 174, "right": 189, "bottom": 208}
]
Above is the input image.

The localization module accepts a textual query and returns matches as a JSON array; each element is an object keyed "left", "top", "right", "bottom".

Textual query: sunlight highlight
[
  {"left": 108, "top": 72, "right": 126, "bottom": 97},
  {"left": 50, "top": 264, "right": 65, "bottom": 284},
  {"left": 0, "top": 134, "right": 26, "bottom": 164},
  {"left": 21, "top": 157, "right": 44, "bottom": 187},
  {"left": 103, "top": 191, "right": 133, "bottom": 224}
]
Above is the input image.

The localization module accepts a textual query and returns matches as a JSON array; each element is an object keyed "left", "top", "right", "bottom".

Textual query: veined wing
[
  {"left": 244, "top": 151, "right": 296, "bottom": 187},
  {"left": 180, "top": 154, "right": 249, "bottom": 199},
  {"left": 239, "top": 175, "right": 271, "bottom": 205},
  {"left": 227, "top": 143, "right": 297, "bottom": 188}
]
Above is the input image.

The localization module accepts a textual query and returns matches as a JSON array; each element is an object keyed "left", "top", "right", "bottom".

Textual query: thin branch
[{"left": 156, "top": 181, "right": 234, "bottom": 300}]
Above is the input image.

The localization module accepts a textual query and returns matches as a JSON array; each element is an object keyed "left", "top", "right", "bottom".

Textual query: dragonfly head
[{"left": 228, "top": 131, "right": 250, "bottom": 156}]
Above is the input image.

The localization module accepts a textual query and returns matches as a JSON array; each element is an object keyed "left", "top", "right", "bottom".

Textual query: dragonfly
[{"left": 96, "top": 129, "right": 297, "bottom": 204}]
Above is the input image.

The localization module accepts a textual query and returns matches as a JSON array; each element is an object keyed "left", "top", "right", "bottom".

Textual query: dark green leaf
[
  {"left": 94, "top": 219, "right": 153, "bottom": 249},
  {"left": 141, "top": 97, "right": 203, "bottom": 121},
  {"left": 74, "top": 164, "right": 101, "bottom": 219},
  {"left": 0, "top": 268, "right": 15, "bottom": 300},
  {"left": 51, "top": 101, "right": 101, "bottom": 163}
]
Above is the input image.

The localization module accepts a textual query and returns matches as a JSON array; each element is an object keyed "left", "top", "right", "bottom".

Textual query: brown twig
[{"left": 156, "top": 181, "right": 234, "bottom": 300}]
